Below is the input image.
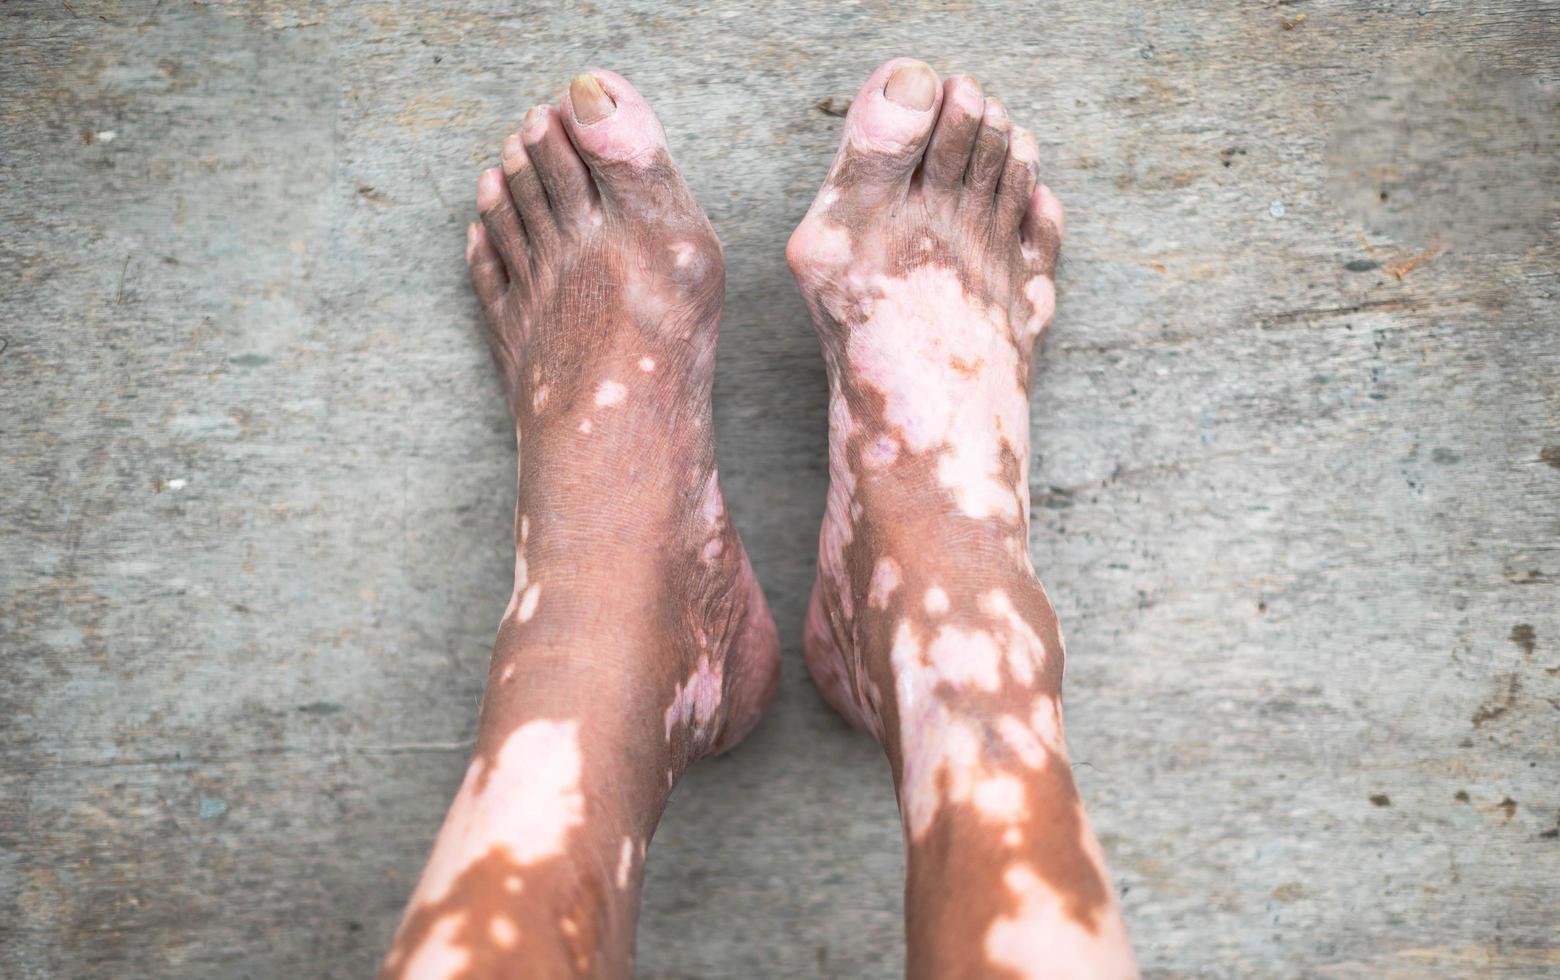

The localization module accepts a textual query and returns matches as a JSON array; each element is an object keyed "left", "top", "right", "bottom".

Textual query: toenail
[
  {"left": 570, "top": 73, "right": 615, "bottom": 125},
  {"left": 522, "top": 105, "right": 548, "bottom": 142},
  {"left": 1010, "top": 131, "right": 1039, "bottom": 165},
  {"left": 884, "top": 63, "right": 937, "bottom": 111},
  {"left": 502, "top": 134, "right": 523, "bottom": 163},
  {"left": 983, "top": 97, "right": 1010, "bottom": 128},
  {"left": 477, "top": 167, "right": 505, "bottom": 208}
]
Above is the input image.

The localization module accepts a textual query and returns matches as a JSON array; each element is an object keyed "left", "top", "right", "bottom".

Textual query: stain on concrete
[
  {"left": 1471, "top": 673, "right": 1521, "bottom": 728},
  {"left": 1509, "top": 624, "right": 1536, "bottom": 658}
]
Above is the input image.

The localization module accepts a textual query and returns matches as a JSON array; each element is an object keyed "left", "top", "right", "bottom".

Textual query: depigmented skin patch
[
  {"left": 790, "top": 59, "right": 1137, "bottom": 977},
  {"left": 389, "top": 71, "right": 781, "bottom": 978},
  {"left": 594, "top": 379, "right": 628, "bottom": 407}
]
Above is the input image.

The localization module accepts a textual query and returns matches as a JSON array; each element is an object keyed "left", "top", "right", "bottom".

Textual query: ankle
[{"left": 860, "top": 558, "right": 1068, "bottom": 772}]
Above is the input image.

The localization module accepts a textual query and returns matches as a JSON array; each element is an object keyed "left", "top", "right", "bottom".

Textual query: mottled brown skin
[
  {"left": 381, "top": 74, "right": 778, "bottom": 978},
  {"left": 386, "top": 845, "right": 617, "bottom": 979},
  {"left": 792, "top": 60, "right": 1136, "bottom": 976},
  {"left": 823, "top": 463, "right": 1116, "bottom": 973},
  {"left": 387, "top": 60, "right": 1132, "bottom": 980}
]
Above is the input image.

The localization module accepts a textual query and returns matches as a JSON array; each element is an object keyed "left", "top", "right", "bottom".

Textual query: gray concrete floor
[{"left": 3, "top": 1, "right": 1557, "bottom": 977}]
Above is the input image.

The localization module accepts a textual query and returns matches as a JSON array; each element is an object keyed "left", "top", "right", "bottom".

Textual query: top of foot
[
  {"left": 790, "top": 59, "right": 1068, "bottom": 736},
  {"left": 790, "top": 60, "right": 1068, "bottom": 740},
  {"left": 464, "top": 71, "right": 779, "bottom": 766},
  {"left": 790, "top": 61, "right": 1139, "bottom": 979},
  {"left": 788, "top": 58, "right": 1066, "bottom": 543}
]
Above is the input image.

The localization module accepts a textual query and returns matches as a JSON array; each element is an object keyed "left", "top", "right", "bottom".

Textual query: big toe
[
  {"left": 824, "top": 58, "right": 942, "bottom": 204},
  {"left": 559, "top": 69, "right": 679, "bottom": 205}
]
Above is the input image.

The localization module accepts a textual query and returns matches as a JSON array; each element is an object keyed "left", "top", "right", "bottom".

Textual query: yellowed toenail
[
  {"left": 885, "top": 62, "right": 936, "bottom": 111},
  {"left": 570, "top": 73, "right": 615, "bottom": 125},
  {"left": 502, "top": 133, "right": 523, "bottom": 162}
]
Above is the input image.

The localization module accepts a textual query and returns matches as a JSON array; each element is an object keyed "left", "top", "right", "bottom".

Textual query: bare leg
[
  {"left": 381, "top": 71, "right": 779, "bottom": 979},
  {"left": 788, "top": 59, "right": 1139, "bottom": 978}
]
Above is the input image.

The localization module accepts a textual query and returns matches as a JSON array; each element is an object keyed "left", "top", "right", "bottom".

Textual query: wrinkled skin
[
  {"left": 788, "top": 60, "right": 1138, "bottom": 978},
  {"left": 383, "top": 59, "right": 1137, "bottom": 980},
  {"left": 381, "top": 71, "right": 778, "bottom": 979}
]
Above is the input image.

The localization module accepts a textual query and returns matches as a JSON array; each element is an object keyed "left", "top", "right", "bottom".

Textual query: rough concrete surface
[{"left": 2, "top": 1, "right": 1557, "bottom": 977}]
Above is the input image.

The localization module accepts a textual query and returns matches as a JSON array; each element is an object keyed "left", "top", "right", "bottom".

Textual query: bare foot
[
  {"left": 467, "top": 70, "right": 779, "bottom": 761},
  {"left": 788, "top": 59, "right": 1137, "bottom": 978},
  {"left": 382, "top": 71, "right": 778, "bottom": 979}
]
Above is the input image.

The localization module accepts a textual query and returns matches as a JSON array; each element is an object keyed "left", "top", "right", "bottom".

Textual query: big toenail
[
  {"left": 570, "top": 73, "right": 615, "bottom": 125},
  {"left": 884, "top": 63, "right": 936, "bottom": 111}
]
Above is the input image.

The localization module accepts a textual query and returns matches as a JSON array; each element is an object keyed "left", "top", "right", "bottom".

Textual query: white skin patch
[
  {"left": 616, "top": 837, "right": 634, "bottom": 889},
  {"left": 624, "top": 275, "right": 671, "bottom": 329},
  {"left": 399, "top": 720, "right": 584, "bottom": 916},
  {"left": 973, "top": 774, "right": 1027, "bottom": 821},
  {"left": 893, "top": 619, "right": 988, "bottom": 838},
  {"left": 532, "top": 384, "right": 550, "bottom": 412},
  {"left": 663, "top": 654, "right": 723, "bottom": 745},
  {"left": 860, "top": 434, "right": 899, "bottom": 469},
  {"left": 985, "top": 865, "right": 1066, "bottom": 977},
  {"left": 924, "top": 586, "right": 949, "bottom": 615},
  {"left": 997, "top": 713, "right": 1048, "bottom": 767},
  {"left": 892, "top": 620, "right": 1057, "bottom": 839},
  {"left": 699, "top": 473, "right": 726, "bottom": 563},
  {"left": 700, "top": 472, "right": 725, "bottom": 526},
  {"left": 516, "top": 583, "right": 541, "bottom": 623},
  {"left": 578, "top": 418, "right": 593, "bottom": 435},
  {"left": 846, "top": 267, "right": 1029, "bottom": 520},
  {"left": 638, "top": 356, "right": 656, "bottom": 372},
  {"left": 595, "top": 380, "right": 627, "bottom": 408},
  {"left": 985, "top": 859, "right": 1137, "bottom": 979},
  {"left": 489, "top": 916, "right": 520, "bottom": 949},
  {"left": 670, "top": 241, "right": 700, "bottom": 268},
  {"left": 925, "top": 625, "right": 1005, "bottom": 691},
  {"left": 1021, "top": 275, "right": 1057, "bottom": 339},
  {"left": 979, "top": 589, "right": 1047, "bottom": 688},
  {"left": 867, "top": 557, "right": 901, "bottom": 609}
]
